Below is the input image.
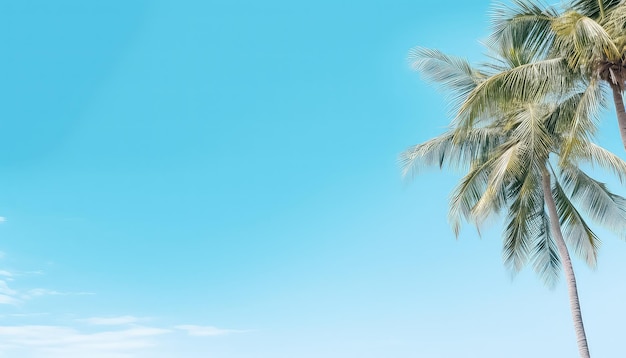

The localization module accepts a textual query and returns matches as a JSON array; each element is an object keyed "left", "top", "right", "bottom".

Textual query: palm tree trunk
[
  {"left": 541, "top": 168, "right": 591, "bottom": 358},
  {"left": 610, "top": 85, "right": 626, "bottom": 151}
]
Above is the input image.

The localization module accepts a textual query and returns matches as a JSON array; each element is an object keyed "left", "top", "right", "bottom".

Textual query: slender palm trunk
[
  {"left": 610, "top": 85, "right": 626, "bottom": 151},
  {"left": 541, "top": 168, "right": 590, "bottom": 358}
]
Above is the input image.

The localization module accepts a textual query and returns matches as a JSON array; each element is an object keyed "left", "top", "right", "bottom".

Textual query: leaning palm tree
[
  {"left": 403, "top": 43, "right": 626, "bottom": 358},
  {"left": 486, "top": 0, "right": 626, "bottom": 151}
]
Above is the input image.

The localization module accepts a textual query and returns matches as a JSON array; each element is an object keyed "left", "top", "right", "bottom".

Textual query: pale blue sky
[{"left": 0, "top": 0, "right": 625, "bottom": 357}]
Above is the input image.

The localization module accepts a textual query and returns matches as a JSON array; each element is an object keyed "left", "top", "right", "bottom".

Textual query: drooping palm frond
[
  {"left": 531, "top": 209, "right": 561, "bottom": 287},
  {"left": 489, "top": 0, "right": 559, "bottom": 57},
  {"left": 445, "top": 135, "right": 517, "bottom": 236},
  {"left": 556, "top": 79, "right": 606, "bottom": 161},
  {"left": 603, "top": 3, "right": 626, "bottom": 39},
  {"left": 471, "top": 142, "right": 522, "bottom": 225},
  {"left": 502, "top": 195, "right": 537, "bottom": 273},
  {"left": 571, "top": 141, "right": 626, "bottom": 182},
  {"left": 552, "top": 10, "right": 621, "bottom": 67},
  {"left": 455, "top": 57, "right": 572, "bottom": 129},
  {"left": 448, "top": 159, "right": 492, "bottom": 237},
  {"left": 399, "top": 126, "right": 505, "bottom": 179},
  {"left": 400, "top": 133, "right": 456, "bottom": 179},
  {"left": 571, "top": 0, "right": 623, "bottom": 19},
  {"left": 502, "top": 161, "right": 544, "bottom": 273},
  {"left": 560, "top": 164, "right": 626, "bottom": 237},
  {"left": 408, "top": 48, "right": 486, "bottom": 112},
  {"left": 508, "top": 102, "right": 554, "bottom": 162},
  {"left": 552, "top": 174, "right": 600, "bottom": 267}
]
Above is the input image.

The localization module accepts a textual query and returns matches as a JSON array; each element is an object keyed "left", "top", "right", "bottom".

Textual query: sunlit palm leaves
[
  {"left": 403, "top": 3, "right": 626, "bottom": 356},
  {"left": 402, "top": 38, "right": 626, "bottom": 287},
  {"left": 490, "top": 0, "right": 626, "bottom": 149}
]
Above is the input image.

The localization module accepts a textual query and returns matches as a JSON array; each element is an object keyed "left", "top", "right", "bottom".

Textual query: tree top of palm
[
  {"left": 490, "top": 0, "right": 626, "bottom": 149},
  {"left": 402, "top": 16, "right": 626, "bottom": 286}
]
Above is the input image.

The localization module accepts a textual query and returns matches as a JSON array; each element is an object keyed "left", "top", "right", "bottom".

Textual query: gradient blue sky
[{"left": 0, "top": 0, "right": 625, "bottom": 357}]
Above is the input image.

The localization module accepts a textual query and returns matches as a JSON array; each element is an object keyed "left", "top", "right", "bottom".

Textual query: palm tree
[
  {"left": 486, "top": 0, "right": 626, "bottom": 151},
  {"left": 403, "top": 43, "right": 626, "bottom": 358}
]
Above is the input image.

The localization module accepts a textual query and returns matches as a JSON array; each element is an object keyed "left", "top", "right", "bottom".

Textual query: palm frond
[
  {"left": 509, "top": 102, "right": 553, "bottom": 162},
  {"left": 571, "top": 0, "right": 623, "bottom": 19},
  {"left": 602, "top": 3, "right": 626, "bottom": 36},
  {"left": 400, "top": 133, "right": 456, "bottom": 179},
  {"left": 489, "top": 0, "right": 558, "bottom": 57},
  {"left": 408, "top": 48, "right": 486, "bottom": 111},
  {"left": 552, "top": 11, "right": 621, "bottom": 66},
  {"left": 471, "top": 143, "right": 522, "bottom": 225},
  {"left": 570, "top": 141, "right": 626, "bottom": 182},
  {"left": 502, "top": 173, "right": 543, "bottom": 272},
  {"left": 400, "top": 127, "right": 506, "bottom": 179},
  {"left": 560, "top": 164, "right": 626, "bottom": 237},
  {"left": 552, "top": 174, "right": 600, "bottom": 267},
  {"left": 448, "top": 160, "right": 491, "bottom": 237},
  {"left": 531, "top": 208, "right": 561, "bottom": 287},
  {"left": 557, "top": 79, "right": 606, "bottom": 161},
  {"left": 456, "top": 57, "right": 571, "bottom": 129}
]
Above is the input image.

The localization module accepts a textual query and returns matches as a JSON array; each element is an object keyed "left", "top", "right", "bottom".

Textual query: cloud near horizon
[
  {"left": 174, "top": 324, "right": 248, "bottom": 337},
  {"left": 0, "top": 252, "right": 248, "bottom": 357},
  {"left": 0, "top": 320, "right": 249, "bottom": 357},
  {"left": 0, "top": 324, "right": 171, "bottom": 358},
  {"left": 79, "top": 316, "right": 145, "bottom": 326}
]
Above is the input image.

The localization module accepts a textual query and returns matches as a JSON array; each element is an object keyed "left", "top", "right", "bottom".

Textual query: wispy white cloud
[
  {"left": 22, "top": 289, "right": 95, "bottom": 299},
  {"left": 0, "top": 322, "right": 245, "bottom": 357},
  {"left": 0, "top": 294, "right": 19, "bottom": 305},
  {"left": 79, "top": 316, "right": 144, "bottom": 326},
  {"left": 0, "top": 250, "right": 244, "bottom": 357},
  {"left": 0, "top": 253, "right": 93, "bottom": 305},
  {"left": 0, "top": 280, "right": 17, "bottom": 296},
  {"left": 0, "top": 217, "right": 7, "bottom": 223},
  {"left": 5, "top": 313, "right": 50, "bottom": 318},
  {"left": 0, "top": 324, "right": 170, "bottom": 358},
  {"left": 174, "top": 325, "right": 248, "bottom": 337}
]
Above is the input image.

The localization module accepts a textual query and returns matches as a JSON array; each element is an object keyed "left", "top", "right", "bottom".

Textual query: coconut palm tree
[
  {"left": 403, "top": 42, "right": 626, "bottom": 358},
  {"left": 485, "top": 0, "right": 626, "bottom": 151}
]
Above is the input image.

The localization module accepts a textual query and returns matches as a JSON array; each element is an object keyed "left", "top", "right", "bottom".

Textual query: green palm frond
[
  {"left": 502, "top": 177, "right": 542, "bottom": 272},
  {"left": 471, "top": 143, "right": 522, "bottom": 224},
  {"left": 408, "top": 48, "right": 486, "bottom": 111},
  {"left": 557, "top": 79, "right": 606, "bottom": 161},
  {"left": 560, "top": 164, "right": 626, "bottom": 237},
  {"left": 572, "top": 141, "right": 626, "bottom": 182},
  {"left": 571, "top": 0, "right": 623, "bottom": 19},
  {"left": 552, "top": 175, "right": 600, "bottom": 267},
  {"left": 448, "top": 163, "right": 489, "bottom": 238},
  {"left": 399, "top": 127, "right": 505, "bottom": 179},
  {"left": 502, "top": 206, "right": 535, "bottom": 273},
  {"left": 552, "top": 11, "right": 621, "bottom": 66},
  {"left": 489, "top": 0, "right": 558, "bottom": 56},
  {"left": 531, "top": 209, "right": 561, "bottom": 287},
  {"left": 456, "top": 57, "right": 571, "bottom": 129},
  {"left": 448, "top": 160, "right": 491, "bottom": 237},
  {"left": 508, "top": 102, "right": 553, "bottom": 161},
  {"left": 447, "top": 137, "right": 511, "bottom": 236},
  {"left": 602, "top": 3, "right": 626, "bottom": 36},
  {"left": 400, "top": 133, "right": 456, "bottom": 179}
]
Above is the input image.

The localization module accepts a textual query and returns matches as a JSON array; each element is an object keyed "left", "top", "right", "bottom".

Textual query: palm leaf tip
[{"left": 532, "top": 212, "right": 561, "bottom": 287}]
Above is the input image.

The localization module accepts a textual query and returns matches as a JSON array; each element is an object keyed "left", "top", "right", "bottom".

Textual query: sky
[{"left": 0, "top": 0, "right": 626, "bottom": 357}]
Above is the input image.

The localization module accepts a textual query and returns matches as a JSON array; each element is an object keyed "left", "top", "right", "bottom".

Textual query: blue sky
[{"left": 0, "top": 0, "right": 625, "bottom": 357}]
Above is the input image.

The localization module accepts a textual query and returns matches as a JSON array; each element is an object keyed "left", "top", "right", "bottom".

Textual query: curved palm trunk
[
  {"left": 610, "top": 85, "right": 626, "bottom": 151},
  {"left": 541, "top": 168, "right": 591, "bottom": 358}
]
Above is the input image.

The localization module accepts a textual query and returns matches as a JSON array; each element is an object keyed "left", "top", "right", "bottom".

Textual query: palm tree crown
[
  {"left": 403, "top": 36, "right": 626, "bottom": 357},
  {"left": 489, "top": 0, "right": 626, "bottom": 150}
]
